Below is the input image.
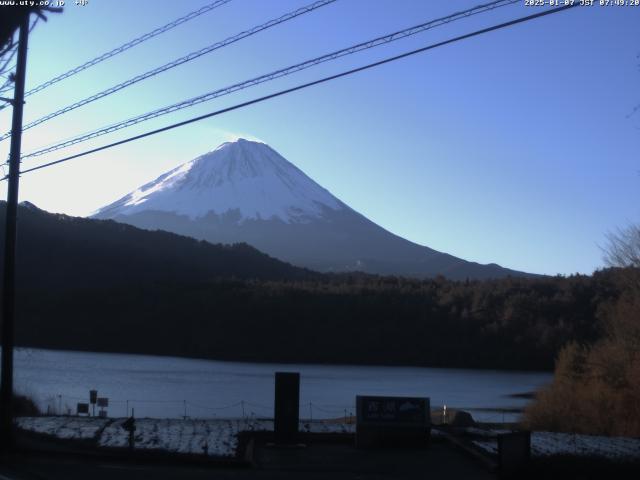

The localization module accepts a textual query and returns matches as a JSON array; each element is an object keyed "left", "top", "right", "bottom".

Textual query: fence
[
  {"left": 39, "top": 393, "right": 357, "bottom": 421},
  {"left": 37, "top": 393, "right": 522, "bottom": 425}
]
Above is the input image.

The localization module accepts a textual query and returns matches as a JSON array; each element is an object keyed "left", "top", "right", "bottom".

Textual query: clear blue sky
[{"left": 0, "top": 0, "right": 638, "bottom": 276}]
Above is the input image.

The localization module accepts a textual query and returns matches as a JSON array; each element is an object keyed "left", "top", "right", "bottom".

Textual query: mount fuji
[{"left": 93, "top": 139, "right": 527, "bottom": 279}]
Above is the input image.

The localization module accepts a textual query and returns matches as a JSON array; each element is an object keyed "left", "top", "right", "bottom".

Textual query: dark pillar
[
  {"left": 274, "top": 372, "right": 299, "bottom": 444},
  {"left": 498, "top": 431, "right": 531, "bottom": 476}
]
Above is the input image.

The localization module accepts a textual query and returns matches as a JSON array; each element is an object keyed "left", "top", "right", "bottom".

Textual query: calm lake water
[{"left": 14, "top": 348, "right": 552, "bottom": 422}]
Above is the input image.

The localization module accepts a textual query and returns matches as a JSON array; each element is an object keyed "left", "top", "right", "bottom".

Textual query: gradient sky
[{"left": 0, "top": 0, "right": 638, "bottom": 276}]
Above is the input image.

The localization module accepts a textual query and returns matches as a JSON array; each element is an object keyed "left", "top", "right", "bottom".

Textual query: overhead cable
[
  {"left": 6, "top": 3, "right": 578, "bottom": 180},
  {"left": 0, "top": 0, "right": 336, "bottom": 141},
  {"left": 19, "top": 0, "right": 520, "bottom": 157},
  {"left": 23, "top": 0, "right": 234, "bottom": 98}
]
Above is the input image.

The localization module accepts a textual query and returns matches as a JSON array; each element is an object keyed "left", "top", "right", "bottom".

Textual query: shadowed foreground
[{"left": 0, "top": 440, "right": 495, "bottom": 480}]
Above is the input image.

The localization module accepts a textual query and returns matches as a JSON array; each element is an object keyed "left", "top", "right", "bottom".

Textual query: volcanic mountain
[{"left": 93, "top": 139, "right": 527, "bottom": 279}]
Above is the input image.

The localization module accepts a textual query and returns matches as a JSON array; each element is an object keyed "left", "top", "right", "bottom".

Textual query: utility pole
[{"left": 0, "top": 12, "right": 30, "bottom": 452}]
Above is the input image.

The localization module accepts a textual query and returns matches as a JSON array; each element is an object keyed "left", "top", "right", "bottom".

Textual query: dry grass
[{"left": 523, "top": 282, "right": 640, "bottom": 437}]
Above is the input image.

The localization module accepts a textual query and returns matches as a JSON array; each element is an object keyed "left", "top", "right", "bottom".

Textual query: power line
[
  {"left": 23, "top": 0, "right": 234, "bottom": 98},
  {"left": 186, "top": 400, "right": 243, "bottom": 410},
  {"left": 5, "top": 3, "right": 578, "bottom": 181},
  {"left": 17, "top": 0, "right": 517, "bottom": 154},
  {"left": 0, "top": 0, "right": 337, "bottom": 141},
  {"left": 19, "top": 0, "right": 520, "bottom": 159}
]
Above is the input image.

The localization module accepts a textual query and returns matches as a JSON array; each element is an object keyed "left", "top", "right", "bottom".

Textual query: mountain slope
[
  {"left": 0, "top": 201, "right": 315, "bottom": 292},
  {"left": 94, "top": 138, "right": 530, "bottom": 280}
]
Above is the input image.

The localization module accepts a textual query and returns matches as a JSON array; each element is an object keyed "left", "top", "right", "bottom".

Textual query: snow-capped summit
[
  {"left": 95, "top": 139, "right": 343, "bottom": 223},
  {"left": 94, "top": 138, "right": 529, "bottom": 280}
]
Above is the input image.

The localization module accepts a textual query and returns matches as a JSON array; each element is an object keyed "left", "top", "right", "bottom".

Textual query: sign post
[
  {"left": 122, "top": 415, "right": 136, "bottom": 450},
  {"left": 89, "top": 390, "right": 97, "bottom": 417},
  {"left": 77, "top": 403, "right": 89, "bottom": 416},
  {"left": 97, "top": 397, "right": 108, "bottom": 418}
]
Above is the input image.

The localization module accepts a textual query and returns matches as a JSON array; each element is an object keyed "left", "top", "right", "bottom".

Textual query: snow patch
[{"left": 468, "top": 429, "right": 640, "bottom": 462}]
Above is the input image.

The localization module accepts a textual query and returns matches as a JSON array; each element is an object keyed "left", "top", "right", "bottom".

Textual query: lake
[{"left": 14, "top": 348, "right": 552, "bottom": 422}]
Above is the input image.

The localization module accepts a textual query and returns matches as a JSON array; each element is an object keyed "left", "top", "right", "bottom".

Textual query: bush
[
  {"left": 523, "top": 270, "right": 640, "bottom": 436},
  {"left": 13, "top": 393, "right": 40, "bottom": 416}
]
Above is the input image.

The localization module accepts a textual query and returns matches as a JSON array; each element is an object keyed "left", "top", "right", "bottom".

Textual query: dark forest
[{"left": 2, "top": 203, "right": 628, "bottom": 371}]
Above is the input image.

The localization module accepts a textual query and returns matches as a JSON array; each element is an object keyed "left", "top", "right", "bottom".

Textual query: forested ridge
[{"left": 1, "top": 202, "right": 626, "bottom": 371}]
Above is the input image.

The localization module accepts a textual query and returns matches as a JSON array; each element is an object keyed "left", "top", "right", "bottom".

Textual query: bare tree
[
  {"left": 0, "top": 6, "right": 61, "bottom": 96},
  {"left": 603, "top": 224, "right": 640, "bottom": 268}
]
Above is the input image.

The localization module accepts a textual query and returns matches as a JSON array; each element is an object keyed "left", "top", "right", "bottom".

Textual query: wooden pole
[{"left": 0, "top": 12, "right": 30, "bottom": 452}]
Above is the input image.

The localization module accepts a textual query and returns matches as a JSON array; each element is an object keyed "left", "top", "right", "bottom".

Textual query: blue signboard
[
  {"left": 356, "top": 395, "right": 431, "bottom": 448},
  {"left": 361, "top": 396, "right": 426, "bottom": 423}
]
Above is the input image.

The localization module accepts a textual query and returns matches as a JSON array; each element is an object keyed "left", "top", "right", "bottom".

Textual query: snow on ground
[
  {"left": 468, "top": 429, "right": 640, "bottom": 461},
  {"left": 301, "top": 421, "right": 356, "bottom": 434},
  {"left": 99, "top": 418, "right": 252, "bottom": 457},
  {"left": 530, "top": 432, "right": 640, "bottom": 460},
  {"left": 16, "top": 416, "right": 356, "bottom": 458},
  {"left": 16, "top": 416, "right": 109, "bottom": 440}
]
